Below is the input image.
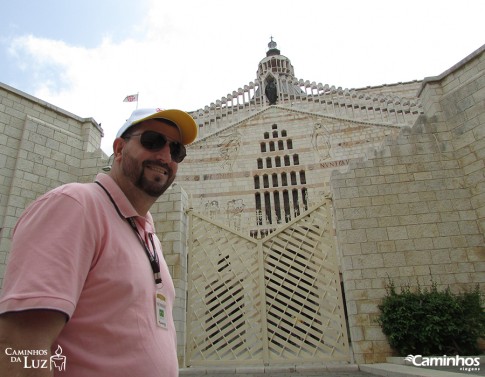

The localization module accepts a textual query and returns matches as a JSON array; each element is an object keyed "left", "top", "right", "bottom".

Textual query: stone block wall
[
  {"left": 0, "top": 83, "right": 105, "bottom": 286},
  {"left": 330, "top": 45, "right": 485, "bottom": 363},
  {"left": 435, "top": 47, "right": 485, "bottom": 235},
  {"left": 151, "top": 184, "right": 190, "bottom": 366}
]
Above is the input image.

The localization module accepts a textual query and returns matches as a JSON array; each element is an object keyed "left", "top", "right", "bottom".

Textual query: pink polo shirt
[{"left": 0, "top": 174, "right": 178, "bottom": 377}]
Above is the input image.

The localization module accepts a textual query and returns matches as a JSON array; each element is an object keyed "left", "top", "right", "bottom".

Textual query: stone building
[{"left": 0, "top": 39, "right": 483, "bottom": 367}]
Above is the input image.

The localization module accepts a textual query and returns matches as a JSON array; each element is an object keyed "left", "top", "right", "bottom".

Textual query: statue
[{"left": 265, "top": 80, "right": 277, "bottom": 105}]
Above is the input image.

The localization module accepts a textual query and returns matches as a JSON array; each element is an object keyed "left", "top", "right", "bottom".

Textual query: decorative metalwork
[{"left": 186, "top": 200, "right": 350, "bottom": 367}]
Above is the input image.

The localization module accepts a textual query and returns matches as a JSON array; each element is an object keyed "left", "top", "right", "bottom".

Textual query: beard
[{"left": 122, "top": 154, "right": 176, "bottom": 197}]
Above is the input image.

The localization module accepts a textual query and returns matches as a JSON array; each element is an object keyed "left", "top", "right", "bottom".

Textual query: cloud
[
  {"left": 5, "top": 3, "right": 269, "bottom": 153},
  {"left": 4, "top": 0, "right": 485, "bottom": 154},
  {"left": 8, "top": 31, "right": 210, "bottom": 153}
]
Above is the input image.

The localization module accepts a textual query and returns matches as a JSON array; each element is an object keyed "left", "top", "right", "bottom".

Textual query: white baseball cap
[{"left": 117, "top": 108, "right": 198, "bottom": 145}]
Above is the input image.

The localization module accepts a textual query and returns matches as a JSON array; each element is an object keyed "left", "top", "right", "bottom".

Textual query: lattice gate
[{"left": 186, "top": 200, "right": 350, "bottom": 367}]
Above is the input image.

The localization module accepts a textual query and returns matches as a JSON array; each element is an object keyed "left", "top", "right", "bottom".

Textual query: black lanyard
[{"left": 95, "top": 181, "right": 162, "bottom": 286}]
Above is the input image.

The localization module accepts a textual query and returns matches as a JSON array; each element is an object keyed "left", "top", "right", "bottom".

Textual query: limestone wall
[
  {"left": 330, "top": 45, "right": 485, "bottom": 363},
  {"left": 151, "top": 184, "right": 190, "bottom": 366},
  {"left": 178, "top": 106, "right": 413, "bottom": 238},
  {"left": 0, "top": 83, "right": 106, "bottom": 285}
]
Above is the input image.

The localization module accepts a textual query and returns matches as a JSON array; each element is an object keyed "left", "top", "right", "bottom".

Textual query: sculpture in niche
[
  {"left": 265, "top": 79, "right": 277, "bottom": 105},
  {"left": 311, "top": 123, "right": 332, "bottom": 164}
]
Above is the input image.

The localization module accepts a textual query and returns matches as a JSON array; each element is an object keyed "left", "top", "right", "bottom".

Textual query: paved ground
[
  {"left": 180, "top": 373, "right": 373, "bottom": 377},
  {"left": 180, "top": 367, "right": 372, "bottom": 377},
  {"left": 179, "top": 362, "right": 484, "bottom": 377}
]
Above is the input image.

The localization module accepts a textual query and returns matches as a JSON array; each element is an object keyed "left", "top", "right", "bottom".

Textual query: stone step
[{"left": 179, "top": 364, "right": 369, "bottom": 377}]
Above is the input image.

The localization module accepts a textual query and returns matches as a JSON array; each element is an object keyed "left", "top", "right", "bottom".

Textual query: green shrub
[{"left": 377, "top": 280, "right": 485, "bottom": 356}]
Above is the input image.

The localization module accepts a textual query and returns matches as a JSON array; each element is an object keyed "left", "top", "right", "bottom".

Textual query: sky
[{"left": 1, "top": 0, "right": 484, "bottom": 154}]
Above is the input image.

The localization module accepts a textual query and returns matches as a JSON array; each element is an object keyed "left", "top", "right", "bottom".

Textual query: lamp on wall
[{"left": 102, "top": 154, "right": 114, "bottom": 172}]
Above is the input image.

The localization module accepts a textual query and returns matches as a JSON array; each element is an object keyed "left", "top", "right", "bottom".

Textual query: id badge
[{"left": 155, "top": 291, "right": 168, "bottom": 329}]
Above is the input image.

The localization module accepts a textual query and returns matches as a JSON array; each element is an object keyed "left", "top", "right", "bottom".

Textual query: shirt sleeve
[{"left": 0, "top": 188, "right": 98, "bottom": 318}]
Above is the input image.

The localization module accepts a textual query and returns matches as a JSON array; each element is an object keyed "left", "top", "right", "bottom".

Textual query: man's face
[{"left": 120, "top": 119, "right": 181, "bottom": 197}]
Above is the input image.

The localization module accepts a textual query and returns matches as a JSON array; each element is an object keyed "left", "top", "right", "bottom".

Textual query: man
[{"left": 0, "top": 108, "right": 197, "bottom": 376}]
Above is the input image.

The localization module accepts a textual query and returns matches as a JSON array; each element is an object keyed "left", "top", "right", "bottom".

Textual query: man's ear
[{"left": 112, "top": 138, "right": 126, "bottom": 162}]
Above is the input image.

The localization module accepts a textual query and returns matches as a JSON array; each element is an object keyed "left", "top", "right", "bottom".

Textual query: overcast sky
[{"left": 1, "top": 0, "right": 484, "bottom": 154}]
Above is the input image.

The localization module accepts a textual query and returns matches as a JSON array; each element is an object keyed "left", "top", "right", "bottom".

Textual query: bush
[{"left": 377, "top": 280, "right": 485, "bottom": 356}]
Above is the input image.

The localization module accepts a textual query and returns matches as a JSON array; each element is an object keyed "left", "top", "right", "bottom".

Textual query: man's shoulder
[
  {"left": 14, "top": 181, "right": 104, "bottom": 233},
  {"left": 49, "top": 180, "right": 97, "bottom": 196},
  {"left": 37, "top": 181, "right": 101, "bottom": 208}
]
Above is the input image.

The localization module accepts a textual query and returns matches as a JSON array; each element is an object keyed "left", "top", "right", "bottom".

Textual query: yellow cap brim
[{"left": 118, "top": 108, "right": 198, "bottom": 145}]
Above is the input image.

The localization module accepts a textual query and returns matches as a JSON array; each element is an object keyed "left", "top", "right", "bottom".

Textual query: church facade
[{"left": 0, "top": 40, "right": 483, "bottom": 366}]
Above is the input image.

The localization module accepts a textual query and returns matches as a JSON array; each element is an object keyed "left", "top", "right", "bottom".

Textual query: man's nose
[{"left": 154, "top": 143, "right": 173, "bottom": 162}]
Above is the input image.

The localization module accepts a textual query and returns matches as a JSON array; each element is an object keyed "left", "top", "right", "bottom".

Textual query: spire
[{"left": 266, "top": 36, "right": 280, "bottom": 57}]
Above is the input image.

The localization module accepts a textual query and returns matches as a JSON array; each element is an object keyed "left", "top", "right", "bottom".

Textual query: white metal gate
[{"left": 186, "top": 200, "right": 350, "bottom": 367}]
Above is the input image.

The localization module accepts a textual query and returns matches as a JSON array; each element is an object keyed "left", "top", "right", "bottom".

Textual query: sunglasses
[{"left": 125, "top": 131, "right": 186, "bottom": 163}]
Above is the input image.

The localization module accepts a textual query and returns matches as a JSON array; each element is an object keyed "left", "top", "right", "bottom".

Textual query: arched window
[
  {"left": 283, "top": 190, "right": 291, "bottom": 222},
  {"left": 278, "top": 140, "right": 284, "bottom": 150},
  {"left": 284, "top": 155, "right": 290, "bottom": 166},
  {"left": 266, "top": 157, "right": 272, "bottom": 168},
  {"left": 293, "top": 154, "right": 299, "bottom": 165},
  {"left": 282, "top": 130, "right": 287, "bottom": 137},
  {"left": 255, "top": 193, "right": 262, "bottom": 225},
  {"left": 272, "top": 173, "right": 278, "bottom": 187},
  {"left": 300, "top": 171, "right": 306, "bottom": 184},
  {"left": 269, "top": 141, "right": 275, "bottom": 152},
  {"left": 287, "top": 139, "right": 293, "bottom": 149},
  {"left": 264, "top": 192, "right": 272, "bottom": 224},
  {"left": 254, "top": 175, "right": 260, "bottom": 189},
  {"left": 257, "top": 158, "right": 263, "bottom": 169},
  {"left": 281, "top": 172, "right": 288, "bottom": 186},
  {"left": 263, "top": 174, "right": 269, "bottom": 188},
  {"left": 273, "top": 131, "right": 278, "bottom": 138},
  {"left": 264, "top": 132, "right": 269, "bottom": 139},
  {"left": 301, "top": 188, "right": 308, "bottom": 211},
  {"left": 274, "top": 191, "right": 281, "bottom": 223},
  {"left": 290, "top": 172, "right": 297, "bottom": 185},
  {"left": 275, "top": 156, "right": 281, "bottom": 167},
  {"left": 261, "top": 143, "right": 266, "bottom": 153},
  {"left": 292, "top": 189, "right": 300, "bottom": 216}
]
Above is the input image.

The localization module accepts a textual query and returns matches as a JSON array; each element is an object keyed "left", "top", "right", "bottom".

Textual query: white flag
[{"left": 123, "top": 94, "right": 138, "bottom": 102}]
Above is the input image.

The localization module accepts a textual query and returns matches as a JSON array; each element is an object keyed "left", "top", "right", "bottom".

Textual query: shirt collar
[{"left": 95, "top": 173, "right": 155, "bottom": 232}]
